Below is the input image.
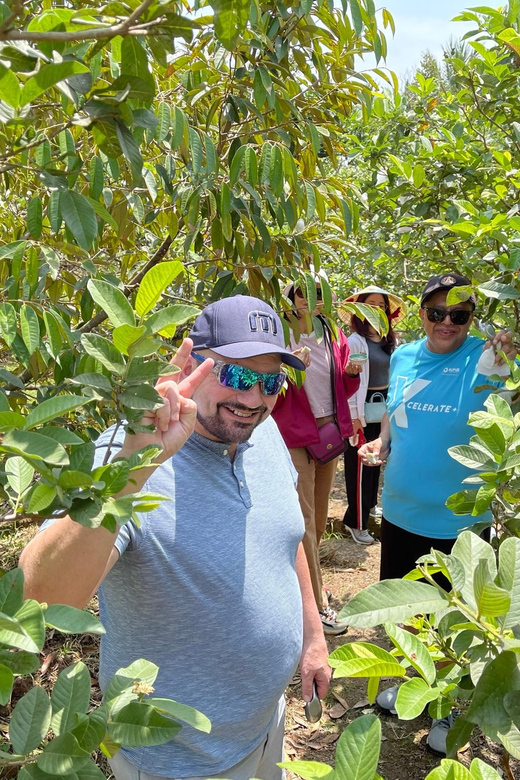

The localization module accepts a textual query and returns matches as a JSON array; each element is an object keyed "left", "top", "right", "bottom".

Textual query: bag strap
[{"left": 321, "top": 320, "right": 338, "bottom": 424}]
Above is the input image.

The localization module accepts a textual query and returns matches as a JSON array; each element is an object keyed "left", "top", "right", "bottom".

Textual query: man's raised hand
[{"left": 120, "top": 338, "right": 213, "bottom": 464}]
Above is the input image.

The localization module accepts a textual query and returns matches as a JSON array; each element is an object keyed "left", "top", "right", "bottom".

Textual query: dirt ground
[{"left": 1, "top": 463, "right": 519, "bottom": 779}]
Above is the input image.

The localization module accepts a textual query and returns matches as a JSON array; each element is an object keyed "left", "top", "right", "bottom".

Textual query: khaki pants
[{"left": 289, "top": 447, "right": 338, "bottom": 610}]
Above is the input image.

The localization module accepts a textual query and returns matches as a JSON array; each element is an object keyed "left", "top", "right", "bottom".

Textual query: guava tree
[
  {"left": 330, "top": 1, "right": 520, "bottom": 335},
  {"left": 0, "top": 0, "right": 393, "bottom": 775}
]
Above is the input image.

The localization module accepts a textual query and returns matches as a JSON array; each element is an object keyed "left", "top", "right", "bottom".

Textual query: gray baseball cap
[{"left": 190, "top": 295, "right": 306, "bottom": 371}]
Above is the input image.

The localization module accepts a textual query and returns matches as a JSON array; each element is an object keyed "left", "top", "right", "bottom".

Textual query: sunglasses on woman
[
  {"left": 423, "top": 307, "right": 472, "bottom": 325},
  {"left": 191, "top": 353, "right": 286, "bottom": 395}
]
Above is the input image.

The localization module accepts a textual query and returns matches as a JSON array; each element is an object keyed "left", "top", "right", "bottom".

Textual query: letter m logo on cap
[{"left": 248, "top": 310, "right": 278, "bottom": 335}]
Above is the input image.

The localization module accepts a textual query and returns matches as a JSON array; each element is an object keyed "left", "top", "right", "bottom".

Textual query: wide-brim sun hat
[{"left": 338, "top": 285, "right": 407, "bottom": 327}]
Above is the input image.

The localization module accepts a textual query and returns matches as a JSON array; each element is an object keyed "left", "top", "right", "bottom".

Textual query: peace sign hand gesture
[{"left": 118, "top": 338, "right": 214, "bottom": 467}]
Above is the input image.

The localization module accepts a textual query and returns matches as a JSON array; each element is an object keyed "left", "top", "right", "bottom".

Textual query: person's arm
[
  {"left": 358, "top": 412, "right": 391, "bottom": 466},
  {"left": 19, "top": 339, "right": 213, "bottom": 609},
  {"left": 295, "top": 543, "right": 331, "bottom": 701}
]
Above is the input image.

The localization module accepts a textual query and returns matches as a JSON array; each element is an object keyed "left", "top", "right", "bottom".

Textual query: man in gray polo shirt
[{"left": 20, "top": 296, "right": 331, "bottom": 780}]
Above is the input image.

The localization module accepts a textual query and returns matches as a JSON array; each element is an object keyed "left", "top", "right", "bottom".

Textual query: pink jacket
[{"left": 273, "top": 326, "right": 359, "bottom": 449}]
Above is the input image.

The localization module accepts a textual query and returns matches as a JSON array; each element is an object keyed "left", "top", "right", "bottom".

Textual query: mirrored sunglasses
[
  {"left": 423, "top": 307, "right": 472, "bottom": 325},
  {"left": 191, "top": 353, "right": 286, "bottom": 395}
]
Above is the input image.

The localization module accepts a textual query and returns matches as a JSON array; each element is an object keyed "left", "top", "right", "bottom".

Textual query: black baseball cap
[
  {"left": 190, "top": 295, "right": 306, "bottom": 371},
  {"left": 420, "top": 273, "right": 477, "bottom": 308}
]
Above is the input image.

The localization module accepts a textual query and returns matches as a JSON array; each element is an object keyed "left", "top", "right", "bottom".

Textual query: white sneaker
[
  {"left": 370, "top": 506, "right": 383, "bottom": 518},
  {"left": 348, "top": 528, "right": 374, "bottom": 545},
  {"left": 320, "top": 607, "right": 348, "bottom": 636}
]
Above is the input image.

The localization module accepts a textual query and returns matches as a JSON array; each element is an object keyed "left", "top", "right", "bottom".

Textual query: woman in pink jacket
[{"left": 273, "top": 282, "right": 360, "bottom": 635}]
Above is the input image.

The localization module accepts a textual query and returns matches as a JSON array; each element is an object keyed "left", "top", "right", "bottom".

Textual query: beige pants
[{"left": 289, "top": 446, "right": 338, "bottom": 610}]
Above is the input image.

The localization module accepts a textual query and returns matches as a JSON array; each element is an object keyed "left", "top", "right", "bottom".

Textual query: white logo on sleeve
[{"left": 389, "top": 377, "right": 431, "bottom": 428}]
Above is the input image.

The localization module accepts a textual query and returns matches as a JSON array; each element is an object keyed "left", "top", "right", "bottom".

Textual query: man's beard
[{"left": 196, "top": 401, "right": 268, "bottom": 444}]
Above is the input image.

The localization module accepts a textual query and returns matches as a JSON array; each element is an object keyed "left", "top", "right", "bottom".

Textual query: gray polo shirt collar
[{"left": 188, "top": 430, "right": 253, "bottom": 459}]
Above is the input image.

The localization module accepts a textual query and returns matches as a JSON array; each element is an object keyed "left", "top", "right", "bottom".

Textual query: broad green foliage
[
  {"left": 0, "top": 2, "right": 392, "bottom": 777},
  {"left": 329, "top": 3, "right": 520, "bottom": 335},
  {"left": 446, "top": 365, "right": 520, "bottom": 546},
  {"left": 0, "top": 569, "right": 209, "bottom": 775},
  {"left": 333, "top": 530, "right": 520, "bottom": 764},
  {"left": 0, "top": 0, "right": 392, "bottom": 529},
  {"left": 279, "top": 713, "right": 381, "bottom": 780}
]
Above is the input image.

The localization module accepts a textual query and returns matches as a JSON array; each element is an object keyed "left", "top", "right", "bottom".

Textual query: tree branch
[{"left": 0, "top": 0, "right": 160, "bottom": 42}]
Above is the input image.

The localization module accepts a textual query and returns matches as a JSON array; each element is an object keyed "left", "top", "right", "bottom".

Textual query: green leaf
[
  {"left": 86, "top": 195, "right": 118, "bottom": 230},
  {"left": 0, "top": 301, "right": 17, "bottom": 346},
  {"left": 477, "top": 280, "right": 520, "bottom": 300},
  {"left": 278, "top": 761, "right": 333, "bottom": 780},
  {"left": 37, "top": 730, "right": 90, "bottom": 775},
  {"left": 10, "top": 685, "right": 52, "bottom": 754},
  {"left": 0, "top": 61, "right": 20, "bottom": 107},
  {"left": 395, "top": 678, "right": 441, "bottom": 720},
  {"left": 0, "top": 568, "right": 24, "bottom": 615},
  {"left": 135, "top": 260, "right": 184, "bottom": 317},
  {"left": 338, "top": 580, "right": 448, "bottom": 628},
  {"left": 116, "top": 121, "right": 143, "bottom": 185},
  {"left": 211, "top": 0, "right": 249, "bottom": 50},
  {"left": 145, "top": 304, "right": 200, "bottom": 336},
  {"left": 0, "top": 611, "right": 40, "bottom": 653},
  {"left": 118, "top": 384, "right": 162, "bottom": 411},
  {"left": 469, "top": 758, "right": 503, "bottom": 780},
  {"left": 112, "top": 324, "right": 147, "bottom": 355},
  {"left": 329, "top": 641, "right": 407, "bottom": 679},
  {"left": 51, "top": 661, "right": 92, "bottom": 736},
  {"left": 20, "top": 61, "right": 90, "bottom": 107},
  {"left": 452, "top": 531, "right": 496, "bottom": 610},
  {"left": 87, "top": 279, "right": 134, "bottom": 328},
  {"left": 26, "top": 483, "right": 57, "bottom": 513},
  {"left": 221, "top": 181, "right": 232, "bottom": 241},
  {"left": 61, "top": 190, "right": 98, "bottom": 251},
  {"left": 349, "top": 0, "right": 364, "bottom": 36},
  {"left": 109, "top": 701, "right": 181, "bottom": 746},
  {"left": 1, "top": 429, "right": 69, "bottom": 467},
  {"left": 0, "top": 662, "right": 14, "bottom": 705},
  {"left": 446, "top": 489, "right": 477, "bottom": 515},
  {"left": 27, "top": 196, "right": 43, "bottom": 239},
  {"left": 473, "top": 483, "right": 496, "bottom": 515},
  {"left": 16, "top": 598, "right": 45, "bottom": 651},
  {"left": 104, "top": 659, "right": 159, "bottom": 713},
  {"left": 0, "top": 649, "right": 40, "bottom": 676},
  {"left": 335, "top": 713, "right": 381, "bottom": 780},
  {"left": 448, "top": 444, "right": 495, "bottom": 471},
  {"left": 385, "top": 623, "right": 436, "bottom": 684},
  {"left": 498, "top": 538, "right": 520, "bottom": 628},
  {"left": 156, "top": 101, "right": 171, "bottom": 142},
  {"left": 6, "top": 456, "right": 35, "bottom": 496},
  {"left": 425, "top": 760, "right": 473, "bottom": 780},
  {"left": 44, "top": 605, "right": 105, "bottom": 636},
  {"left": 477, "top": 582, "right": 511, "bottom": 618},
  {"left": 0, "top": 411, "right": 26, "bottom": 431},
  {"left": 20, "top": 304, "right": 40, "bottom": 356},
  {"left": 43, "top": 310, "right": 63, "bottom": 359},
  {"left": 229, "top": 144, "right": 246, "bottom": 185},
  {"left": 466, "top": 651, "right": 520, "bottom": 733},
  {"left": 81, "top": 333, "right": 125, "bottom": 374},
  {"left": 147, "top": 699, "right": 211, "bottom": 733},
  {"left": 25, "top": 395, "right": 90, "bottom": 430}
]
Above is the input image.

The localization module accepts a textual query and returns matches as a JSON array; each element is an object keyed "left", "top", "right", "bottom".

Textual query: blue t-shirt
[
  {"left": 95, "top": 416, "right": 305, "bottom": 777},
  {"left": 382, "top": 336, "right": 502, "bottom": 538}
]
